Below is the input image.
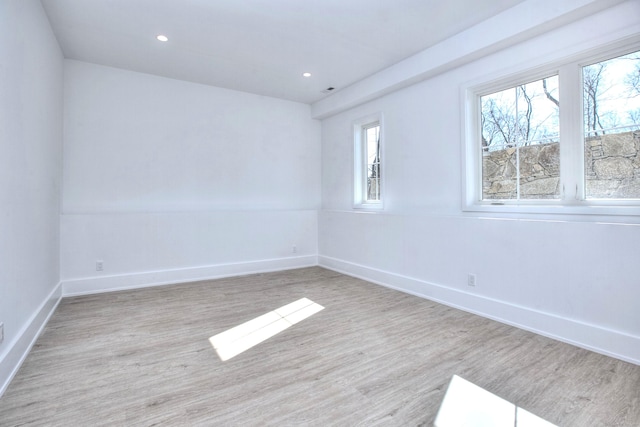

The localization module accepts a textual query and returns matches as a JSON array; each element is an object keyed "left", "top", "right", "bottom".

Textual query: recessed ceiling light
[
  {"left": 156, "top": 35, "right": 169, "bottom": 42},
  {"left": 302, "top": 72, "right": 312, "bottom": 78}
]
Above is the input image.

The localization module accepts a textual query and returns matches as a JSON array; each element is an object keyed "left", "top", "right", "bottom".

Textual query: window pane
[
  {"left": 584, "top": 50, "right": 640, "bottom": 199},
  {"left": 481, "top": 76, "right": 560, "bottom": 200},
  {"left": 365, "top": 124, "right": 380, "bottom": 201}
]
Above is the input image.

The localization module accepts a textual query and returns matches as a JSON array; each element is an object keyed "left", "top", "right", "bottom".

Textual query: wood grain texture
[{"left": 1, "top": 267, "right": 639, "bottom": 426}]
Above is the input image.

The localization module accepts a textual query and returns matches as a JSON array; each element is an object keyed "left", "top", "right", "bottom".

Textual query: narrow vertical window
[
  {"left": 354, "top": 114, "right": 383, "bottom": 208},
  {"left": 583, "top": 50, "right": 640, "bottom": 199},
  {"left": 364, "top": 123, "right": 381, "bottom": 201}
]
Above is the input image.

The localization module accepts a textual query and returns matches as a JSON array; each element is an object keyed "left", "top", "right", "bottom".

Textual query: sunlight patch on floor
[
  {"left": 209, "top": 297, "right": 324, "bottom": 361},
  {"left": 435, "top": 375, "right": 556, "bottom": 427}
]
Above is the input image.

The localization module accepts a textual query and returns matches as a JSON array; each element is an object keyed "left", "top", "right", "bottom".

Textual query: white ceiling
[{"left": 41, "top": 0, "right": 525, "bottom": 104}]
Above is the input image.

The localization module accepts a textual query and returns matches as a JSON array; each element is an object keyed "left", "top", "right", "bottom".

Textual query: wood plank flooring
[{"left": 1, "top": 267, "right": 639, "bottom": 426}]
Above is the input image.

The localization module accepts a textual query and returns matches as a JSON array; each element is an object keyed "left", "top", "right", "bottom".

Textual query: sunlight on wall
[{"left": 209, "top": 298, "right": 324, "bottom": 361}]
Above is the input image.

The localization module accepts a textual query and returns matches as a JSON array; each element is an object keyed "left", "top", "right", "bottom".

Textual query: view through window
[
  {"left": 584, "top": 51, "right": 640, "bottom": 199},
  {"left": 481, "top": 76, "right": 560, "bottom": 201},
  {"left": 364, "top": 123, "right": 381, "bottom": 202}
]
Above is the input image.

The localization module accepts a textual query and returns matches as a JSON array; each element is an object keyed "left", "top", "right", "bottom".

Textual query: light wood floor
[{"left": 1, "top": 267, "right": 639, "bottom": 426}]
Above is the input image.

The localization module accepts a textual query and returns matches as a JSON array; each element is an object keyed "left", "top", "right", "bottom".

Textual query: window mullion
[
  {"left": 515, "top": 86, "right": 521, "bottom": 202},
  {"left": 558, "top": 63, "right": 583, "bottom": 204}
]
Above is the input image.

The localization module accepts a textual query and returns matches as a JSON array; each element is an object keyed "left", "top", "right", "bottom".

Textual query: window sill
[
  {"left": 463, "top": 201, "right": 640, "bottom": 219},
  {"left": 353, "top": 202, "right": 384, "bottom": 211}
]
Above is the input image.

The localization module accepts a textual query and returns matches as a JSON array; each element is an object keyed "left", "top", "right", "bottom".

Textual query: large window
[
  {"left": 464, "top": 44, "right": 640, "bottom": 215},
  {"left": 354, "top": 114, "right": 383, "bottom": 208}
]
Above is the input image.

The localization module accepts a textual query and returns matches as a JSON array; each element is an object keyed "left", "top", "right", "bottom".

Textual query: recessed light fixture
[
  {"left": 302, "top": 72, "right": 312, "bottom": 78},
  {"left": 156, "top": 35, "right": 169, "bottom": 42}
]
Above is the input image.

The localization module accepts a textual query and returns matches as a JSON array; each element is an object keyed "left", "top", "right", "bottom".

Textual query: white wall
[
  {"left": 319, "top": 2, "right": 640, "bottom": 364},
  {"left": 0, "top": 0, "right": 63, "bottom": 395},
  {"left": 61, "top": 61, "right": 320, "bottom": 294}
]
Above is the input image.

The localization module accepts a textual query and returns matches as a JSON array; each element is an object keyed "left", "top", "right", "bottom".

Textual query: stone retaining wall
[
  {"left": 585, "top": 131, "right": 640, "bottom": 198},
  {"left": 482, "top": 131, "right": 640, "bottom": 199}
]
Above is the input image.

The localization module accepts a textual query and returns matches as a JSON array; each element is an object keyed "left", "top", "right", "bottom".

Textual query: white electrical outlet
[
  {"left": 96, "top": 260, "right": 104, "bottom": 271},
  {"left": 468, "top": 274, "right": 476, "bottom": 287},
  {"left": 292, "top": 245, "right": 297, "bottom": 254},
  {"left": 0, "top": 322, "right": 4, "bottom": 344}
]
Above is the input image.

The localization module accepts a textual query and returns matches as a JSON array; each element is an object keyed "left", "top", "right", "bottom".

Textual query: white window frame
[
  {"left": 461, "top": 38, "right": 640, "bottom": 217},
  {"left": 353, "top": 112, "right": 384, "bottom": 209}
]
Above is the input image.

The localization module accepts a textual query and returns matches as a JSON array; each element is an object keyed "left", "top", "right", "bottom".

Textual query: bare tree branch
[
  {"left": 542, "top": 78, "right": 559, "bottom": 107},
  {"left": 518, "top": 85, "right": 533, "bottom": 144},
  {"left": 584, "top": 63, "right": 606, "bottom": 135}
]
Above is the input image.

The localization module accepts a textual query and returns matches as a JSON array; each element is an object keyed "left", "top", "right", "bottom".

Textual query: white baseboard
[
  {"left": 318, "top": 255, "right": 640, "bottom": 366},
  {"left": 0, "top": 282, "right": 62, "bottom": 398},
  {"left": 62, "top": 255, "right": 318, "bottom": 297}
]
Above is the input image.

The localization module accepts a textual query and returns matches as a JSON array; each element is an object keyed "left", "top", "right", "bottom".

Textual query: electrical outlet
[
  {"left": 96, "top": 260, "right": 104, "bottom": 272},
  {"left": 0, "top": 322, "right": 4, "bottom": 344},
  {"left": 292, "top": 245, "right": 297, "bottom": 254},
  {"left": 468, "top": 273, "right": 476, "bottom": 287}
]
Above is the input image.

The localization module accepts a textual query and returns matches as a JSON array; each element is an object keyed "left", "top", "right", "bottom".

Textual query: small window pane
[
  {"left": 481, "top": 76, "right": 560, "bottom": 201},
  {"left": 364, "top": 124, "right": 381, "bottom": 201},
  {"left": 584, "top": 50, "right": 640, "bottom": 199}
]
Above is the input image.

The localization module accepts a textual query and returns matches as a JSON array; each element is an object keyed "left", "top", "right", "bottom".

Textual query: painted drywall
[
  {"left": 63, "top": 61, "right": 320, "bottom": 213},
  {"left": 319, "top": 2, "right": 640, "bottom": 363},
  {"left": 61, "top": 211, "right": 318, "bottom": 295},
  {"left": 61, "top": 61, "right": 320, "bottom": 290},
  {"left": 0, "top": 0, "right": 63, "bottom": 394}
]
